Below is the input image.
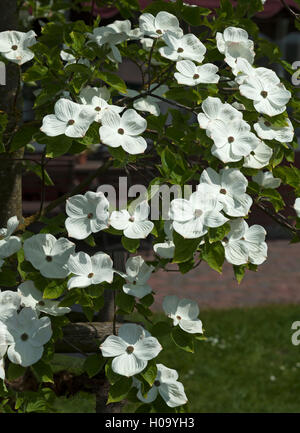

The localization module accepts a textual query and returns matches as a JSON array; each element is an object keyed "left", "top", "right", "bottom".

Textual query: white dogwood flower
[
  {"left": 216, "top": 27, "right": 255, "bottom": 72},
  {"left": 252, "top": 171, "right": 281, "bottom": 189},
  {"left": 5, "top": 308, "right": 52, "bottom": 367},
  {"left": 100, "top": 323, "right": 162, "bottom": 377},
  {"left": 239, "top": 67, "right": 291, "bottom": 116},
  {"left": 209, "top": 118, "right": 259, "bottom": 163},
  {"left": 65, "top": 191, "right": 109, "bottom": 240},
  {"left": 243, "top": 140, "right": 273, "bottom": 169},
  {"left": 110, "top": 201, "right": 154, "bottom": 239},
  {"left": 174, "top": 60, "right": 219, "bottom": 86},
  {"left": 0, "top": 290, "right": 21, "bottom": 321},
  {"left": 99, "top": 109, "right": 147, "bottom": 155},
  {"left": 60, "top": 49, "right": 90, "bottom": 68},
  {"left": 135, "top": 363, "right": 188, "bottom": 407},
  {"left": 253, "top": 117, "right": 294, "bottom": 142},
  {"left": 0, "top": 321, "right": 13, "bottom": 363},
  {"left": 67, "top": 251, "right": 114, "bottom": 289},
  {"left": 153, "top": 221, "right": 175, "bottom": 259},
  {"left": 125, "top": 84, "right": 169, "bottom": 116},
  {"left": 24, "top": 234, "right": 75, "bottom": 279},
  {"left": 18, "top": 281, "right": 70, "bottom": 317},
  {"left": 223, "top": 219, "right": 267, "bottom": 266},
  {"left": 169, "top": 184, "right": 228, "bottom": 239},
  {"left": 163, "top": 295, "right": 203, "bottom": 334},
  {"left": 199, "top": 168, "right": 252, "bottom": 217},
  {"left": 41, "top": 99, "right": 95, "bottom": 138},
  {"left": 81, "top": 96, "right": 124, "bottom": 123},
  {"left": 79, "top": 86, "right": 111, "bottom": 103},
  {"left": 159, "top": 33, "right": 206, "bottom": 62},
  {"left": 0, "top": 357, "right": 4, "bottom": 380},
  {"left": 139, "top": 12, "right": 183, "bottom": 39},
  {"left": 0, "top": 216, "right": 21, "bottom": 260},
  {"left": 197, "top": 97, "right": 243, "bottom": 134},
  {"left": 294, "top": 198, "right": 300, "bottom": 218},
  {"left": 121, "top": 256, "right": 154, "bottom": 299},
  {"left": 0, "top": 30, "right": 36, "bottom": 65},
  {"left": 107, "top": 19, "right": 143, "bottom": 40}
]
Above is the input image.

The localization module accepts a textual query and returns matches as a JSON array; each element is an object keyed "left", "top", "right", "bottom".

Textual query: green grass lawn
[{"left": 53, "top": 304, "right": 300, "bottom": 413}]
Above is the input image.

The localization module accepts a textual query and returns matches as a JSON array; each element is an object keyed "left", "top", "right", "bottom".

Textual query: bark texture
[{"left": 0, "top": 0, "right": 23, "bottom": 227}]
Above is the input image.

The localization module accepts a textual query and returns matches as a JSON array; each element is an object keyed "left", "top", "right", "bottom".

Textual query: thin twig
[
  {"left": 279, "top": 0, "right": 300, "bottom": 22},
  {"left": 62, "top": 337, "right": 88, "bottom": 357},
  {"left": 255, "top": 200, "right": 299, "bottom": 235}
]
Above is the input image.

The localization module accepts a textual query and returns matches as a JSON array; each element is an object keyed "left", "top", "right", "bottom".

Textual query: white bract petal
[
  {"left": 79, "top": 86, "right": 111, "bottom": 103},
  {"left": 199, "top": 167, "right": 252, "bottom": 217},
  {"left": 139, "top": 12, "right": 183, "bottom": 39},
  {"left": 252, "top": 171, "right": 281, "bottom": 189},
  {"left": 253, "top": 117, "right": 294, "bottom": 142},
  {"left": 0, "top": 30, "right": 36, "bottom": 65},
  {"left": 0, "top": 290, "right": 21, "bottom": 321},
  {"left": 243, "top": 140, "right": 272, "bottom": 169},
  {"left": 41, "top": 99, "right": 95, "bottom": 138},
  {"left": 197, "top": 96, "right": 243, "bottom": 133},
  {"left": 24, "top": 234, "right": 75, "bottom": 279},
  {"left": 110, "top": 201, "right": 153, "bottom": 239},
  {"left": 0, "top": 216, "right": 21, "bottom": 259},
  {"left": 5, "top": 308, "right": 52, "bottom": 367},
  {"left": 294, "top": 198, "right": 300, "bottom": 218},
  {"left": 67, "top": 251, "right": 114, "bottom": 289},
  {"left": 175, "top": 60, "right": 219, "bottom": 86},
  {"left": 100, "top": 324, "right": 162, "bottom": 377},
  {"left": 216, "top": 27, "right": 255, "bottom": 73},
  {"left": 136, "top": 363, "right": 188, "bottom": 407},
  {"left": 223, "top": 219, "right": 267, "bottom": 266},
  {"left": 18, "top": 281, "right": 70, "bottom": 317},
  {"left": 100, "top": 109, "right": 147, "bottom": 155},
  {"left": 122, "top": 256, "right": 154, "bottom": 299},
  {"left": 159, "top": 33, "right": 206, "bottom": 62},
  {"left": 65, "top": 191, "right": 109, "bottom": 240}
]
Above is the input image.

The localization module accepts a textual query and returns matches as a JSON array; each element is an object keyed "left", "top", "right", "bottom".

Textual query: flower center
[
  {"left": 38, "top": 301, "right": 45, "bottom": 306},
  {"left": 95, "top": 106, "right": 101, "bottom": 112},
  {"left": 156, "top": 29, "right": 162, "bottom": 35},
  {"left": 21, "top": 333, "right": 29, "bottom": 341},
  {"left": 240, "top": 237, "right": 245, "bottom": 241},
  {"left": 193, "top": 73, "right": 200, "bottom": 79},
  {"left": 118, "top": 128, "right": 124, "bottom": 135},
  {"left": 261, "top": 91, "right": 268, "bottom": 98},
  {"left": 126, "top": 345, "right": 134, "bottom": 354},
  {"left": 67, "top": 119, "right": 75, "bottom": 125},
  {"left": 87, "top": 212, "right": 93, "bottom": 219},
  {"left": 129, "top": 216, "right": 135, "bottom": 222},
  {"left": 223, "top": 237, "right": 229, "bottom": 243},
  {"left": 88, "top": 272, "right": 94, "bottom": 278},
  {"left": 220, "top": 188, "right": 227, "bottom": 195},
  {"left": 250, "top": 151, "right": 255, "bottom": 156},
  {"left": 154, "top": 380, "right": 161, "bottom": 387},
  {"left": 11, "top": 45, "right": 18, "bottom": 50},
  {"left": 176, "top": 315, "right": 182, "bottom": 320},
  {"left": 264, "top": 121, "right": 271, "bottom": 127},
  {"left": 46, "top": 256, "right": 52, "bottom": 262},
  {"left": 194, "top": 209, "right": 203, "bottom": 217},
  {"left": 177, "top": 47, "right": 184, "bottom": 53},
  {"left": 228, "top": 136, "right": 235, "bottom": 143}
]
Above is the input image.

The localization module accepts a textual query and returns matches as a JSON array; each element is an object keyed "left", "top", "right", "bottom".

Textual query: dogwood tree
[{"left": 0, "top": 0, "right": 300, "bottom": 413}]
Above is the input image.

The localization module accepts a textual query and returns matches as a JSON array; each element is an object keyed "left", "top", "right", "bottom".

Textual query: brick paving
[{"left": 144, "top": 240, "right": 300, "bottom": 311}]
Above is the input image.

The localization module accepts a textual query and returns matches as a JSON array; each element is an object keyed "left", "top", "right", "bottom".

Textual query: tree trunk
[{"left": 0, "top": 0, "right": 23, "bottom": 227}]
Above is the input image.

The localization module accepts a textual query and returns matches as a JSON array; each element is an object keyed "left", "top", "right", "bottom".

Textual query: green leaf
[
  {"left": 173, "top": 231, "right": 202, "bottom": 263},
  {"left": 84, "top": 234, "right": 96, "bottom": 247},
  {"left": 107, "top": 376, "right": 132, "bottom": 404},
  {"left": 201, "top": 241, "right": 225, "bottom": 273},
  {"left": 208, "top": 223, "right": 230, "bottom": 243},
  {"left": 0, "top": 268, "right": 18, "bottom": 286},
  {"left": 115, "top": 291, "right": 135, "bottom": 314},
  {"left": 32, "top": 360, "right": 54, "bottom": 384},
  {"left": 140, "top": 361, "right": 157, "bottom": 387},
  {"left": 181, "top": 5, "right": 211, "bottom": 25},
  {"left": 98, "top": 71, "right": 127, "bottom": 94},
  {"left": 105, "top": 361, "right": 122, "bottom": 385},
  {"left": 45, "top": 136, "right": 73, "bottom": 158},
  {"left": 151, "top": 321, "right": 172, "bottom": 338},
  {"left": 10, "top": 124, "right": 37, "bottom": 152},
  {"left": 259, "top": 188, "right": 285, "bottom": 212},
  {"left": 121, "top": 236, "right": 140, "bottom": 253},
  {"left": 7, "top": 363, "right": 26, "bottom": 381},
  {"left": 233, "top": 264, "right": 246, "bottom": 284},
  {"left": 43, "top": 280, "right": 67, "bottom": 299},
  {"left": 171, "top": 327, "right": 194, "bottom": 353},
  {"left": 24, "top": 161, "right": 54, "bottom": 186},
  {"left": 83, "top": 354, "right": 106, "bottom": 378}
]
